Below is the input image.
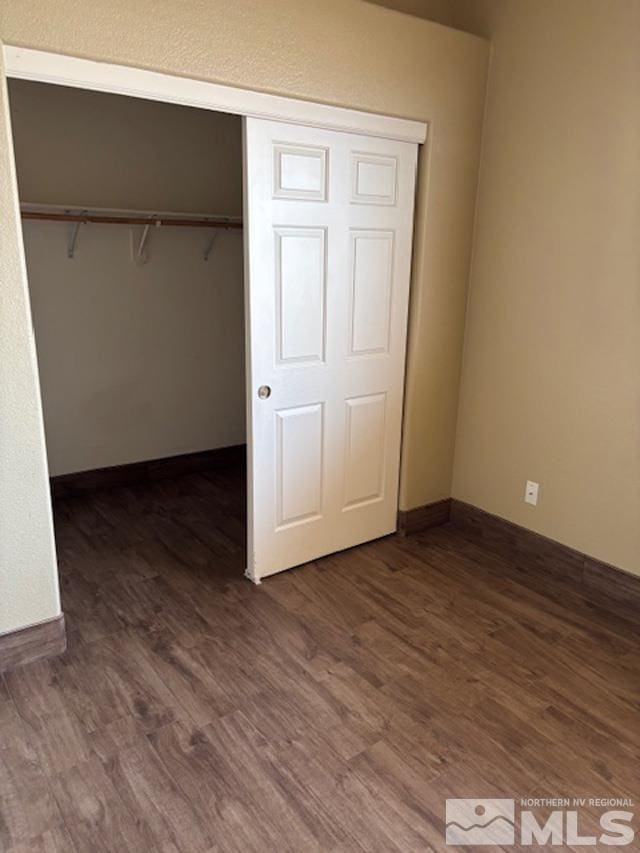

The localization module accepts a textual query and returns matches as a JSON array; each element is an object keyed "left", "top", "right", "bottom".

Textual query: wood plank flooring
[{"left": 1, "top": 466, "right": 638, "bottom": 851}]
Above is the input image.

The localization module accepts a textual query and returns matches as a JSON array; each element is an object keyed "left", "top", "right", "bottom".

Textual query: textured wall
[
  {"left": 366, "top": 0, "right": 454, "bottom": 27},
  {"left": 0, "top": 0, "right": 488, "bottom": 633},
  {"left": 452, "top": 0, "right": 640, "bottom": 575},
  {"left": 0, "top": 56, "right": 60, "bottom": 635}
]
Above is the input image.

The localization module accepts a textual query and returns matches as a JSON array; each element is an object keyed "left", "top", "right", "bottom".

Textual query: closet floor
[{"left": 1, "top": 467, "right": 639, "bottom": 851}]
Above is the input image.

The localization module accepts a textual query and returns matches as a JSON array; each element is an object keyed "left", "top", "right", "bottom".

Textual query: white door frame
[
  {"left": 3, "top": 45, "right": 427, "bottom": 581},
  {"left": 3, "top": 47, "right": 427, "bottom": 144}
]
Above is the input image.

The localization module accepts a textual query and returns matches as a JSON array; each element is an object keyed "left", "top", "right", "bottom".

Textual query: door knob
[{"left": 257, "top": 385, "right": 271, "bottom": 399}]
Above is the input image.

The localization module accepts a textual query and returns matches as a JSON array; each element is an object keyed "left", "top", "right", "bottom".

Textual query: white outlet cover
[{"left": 524, "top": 480, "right": 539, "bottom": 506}]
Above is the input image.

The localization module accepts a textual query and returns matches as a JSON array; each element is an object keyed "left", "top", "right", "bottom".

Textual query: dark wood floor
[{"left": 1, "top": 467, "right": 638, "bottom": 851}]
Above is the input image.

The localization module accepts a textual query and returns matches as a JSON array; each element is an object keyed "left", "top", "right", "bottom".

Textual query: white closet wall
[{"left": 9, "top": 81, "right": 245, "bottom": 476}]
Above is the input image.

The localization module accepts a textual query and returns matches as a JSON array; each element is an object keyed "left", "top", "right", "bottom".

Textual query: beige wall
[
  {"left": 22, "top": 221, "right": 245, "bottom": 476},
  {"left": 9, "top": 80, "right": 242, "bottom": 215},
  {"left": 366, "top": 0, "right": 454, "bottom": 27},
  {"left": 11, "top": 81, "right": 245, "bottom": 476},
  {"left": 0, "top": 0, "right": 488, "bottom": 634},
  {"left": 0, "top": 57, "right": 60, "bottom": 636},
  {"left": 451, "top": 0, "right": 640, "bottom": 575}
]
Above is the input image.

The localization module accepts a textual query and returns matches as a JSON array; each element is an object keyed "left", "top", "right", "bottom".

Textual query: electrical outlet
[{"left": 524, "top": 480, "right": 539, "bottom": 506}]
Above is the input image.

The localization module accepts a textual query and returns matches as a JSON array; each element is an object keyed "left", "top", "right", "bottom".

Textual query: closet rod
[{"left": 21, "top": 211, "right": 243, "bottom": 229}]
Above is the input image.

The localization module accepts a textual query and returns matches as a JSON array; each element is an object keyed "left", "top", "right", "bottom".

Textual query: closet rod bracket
[
  {"left": 203, "top": 229, "right": 219, "bottom": 261},
  {"left": 67, "top": 213, "right": 87, "bottom": 258},
  {"left": 131, "top": 218, "right": 160, "bottom": 264}
]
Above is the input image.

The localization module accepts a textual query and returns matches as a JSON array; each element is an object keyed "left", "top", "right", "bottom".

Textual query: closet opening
[
  {"left": 9, "top": 79, "right": 248, "bottom": 589},
  {"left": 6, "top": 48, "right": 425, "bottom": 590}
]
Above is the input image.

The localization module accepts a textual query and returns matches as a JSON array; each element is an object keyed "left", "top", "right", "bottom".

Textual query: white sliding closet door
[{"left": 244, "top": 117, "right": 418, "bottom": 581}]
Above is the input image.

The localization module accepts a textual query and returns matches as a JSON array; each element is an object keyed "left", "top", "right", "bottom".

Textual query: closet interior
[{"left": 9, "top": 79, "right": 247, "bottom": 571}]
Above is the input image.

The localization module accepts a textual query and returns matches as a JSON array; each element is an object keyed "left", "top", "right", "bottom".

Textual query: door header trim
[{"left": 3, "top": 46, "right": 427, "bottom": 145}]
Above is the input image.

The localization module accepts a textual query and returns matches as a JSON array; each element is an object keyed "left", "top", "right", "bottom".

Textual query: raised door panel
[
  {"left": 349, "top": 230, "right": 395, "bottom": 356},
  {"left": 351, "top": 152, "right": 398, "bottom": 205},
  {"left": 275, "top": 227, "right": 326, "bottom": 364},
  {"left": 275, "top": 403, "right": 324, "bottom": 529},
  {"left": 273, "top": 144, "right": 328, "bottom": 201},
  {"left": 343, "top": 393, "right": 387, "bottom": 509}
]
